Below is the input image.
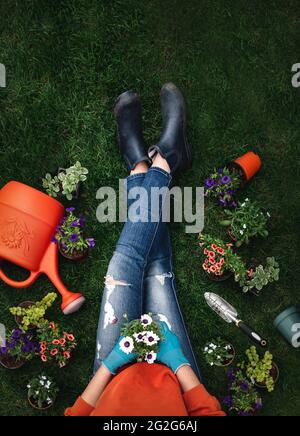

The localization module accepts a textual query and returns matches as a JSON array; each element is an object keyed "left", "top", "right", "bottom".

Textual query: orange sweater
[{"left": 65, "top": 363, "right": 225, "bottom": 416}]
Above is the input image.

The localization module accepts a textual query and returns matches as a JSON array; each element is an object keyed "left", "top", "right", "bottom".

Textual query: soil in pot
[
  {"left": 15, "top": 301, "right": 35, "bottom": 329},
  {"left": 205, "top": 269, "right": 233, "bottom": 282},
  {"left": 28, "top": 395, "right": 55, "bottom": 411},
  {"left": 226, "top": 162, "right": 247, "bottom": 188},
  {"left": 254, "top": 363, "right": 279, "bottom": 389},
  {"left": 59, "top": 241, "right": 89, "bottom": 261},
  {"left": 0, "top": 353, "right": 26, "bottom": 369},
  {"left": 216, "top": 343, "right": 235, "bottom": 367}
]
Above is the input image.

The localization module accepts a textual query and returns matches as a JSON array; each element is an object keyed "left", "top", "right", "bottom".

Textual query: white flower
[
  {"left": 40, "top": 380, "right": 45, "bottom": 386},
  {"left": 46, "top": 398, "right": 52, "bottom": 404},
  {"left": 245, "top": 198, "right": 249, "bottom": 201},
  {"left": 27, "top": 384, "right": 31, "bottom": 389},
  {"left": 145, "top": 351, "right": 157, "bottom": 364},
  {"left": 208, "top": 349, "right": 213, "bottom": 354},
  {"left": 210, "top": 362, "right": 214, "bottom": 366},
  {"left": 143, "top": 331, "right": 160, "bottom": 346},
  {"left": 243, "top": 224, "right": 247, "bottom": 229},
  {"left": 140, "top": 314, "right": 153, "bottom": 328},
  {"left": 133, "top": 332, "right": 146, "bottom": 343},
  {"left": 204, "top": 347, "right": 208, "bottom": 352},
  {"left": 41, "top": 376, "right": 47, "bottom": 380},
  {"left": 267, "top": 212, "right": 271, "bottom": 217},
  {"left": 119, "top": 336, "right": 134, "bottom": 354},
  {"left": 35, "top": 391, "right": 39, "bottom": 395},
  {"left": 241, "top": 202, "right": 245, "bottom": 207},
  {"left": 217, "top": 355, "right": 221, "bottom": 359},
  {"left": 240, "top": 230, "right": 244, "bottom": 235}
]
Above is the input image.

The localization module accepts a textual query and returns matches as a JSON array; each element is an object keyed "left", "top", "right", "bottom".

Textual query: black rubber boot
[
  {"left": 114, "top": 90, "right": 151, "bottom": 171},
  {"left": 149, "top": 83, "right": 192, "bottom": 174}
]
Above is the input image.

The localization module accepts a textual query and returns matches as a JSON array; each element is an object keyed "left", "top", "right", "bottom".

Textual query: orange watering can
[{"left": 0, "top": 181, "right": 85, "bottom": 314}]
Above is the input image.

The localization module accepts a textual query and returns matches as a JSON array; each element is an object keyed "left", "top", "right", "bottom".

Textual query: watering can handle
[{"left": 0, "top": 264, "right": 40, "bottom": 288}]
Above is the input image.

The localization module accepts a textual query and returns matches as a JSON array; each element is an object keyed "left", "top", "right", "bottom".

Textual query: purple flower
[
  {"left": 0, "top": 346, "right": 7, "bottom": 354},
  {"left": 79, "top": 214, "right": 86, "bottom": 227},
  {"left": 223, "top": 396, "right": 233, "bottom": 408},
  {"left": 51, "top": 235, "right": 58, "bottom": 244},
  {"left": 62, "top": 243, "right": 68, "bottom": 251},
  {"left": 66, "top": 207, "right": 75, "bottom": 213},
  {"left": 221, "top": 175, "right": 231, "bottom": 184},
  {"left": 87, "top": 238, "right": 95, "bottom": 248},
  {"left": 230, "top": 201, "right": 237, "bottom": 208},
  {"left": 12, "top": 329, "right": 22, "bottom": 340},
  {"left": 205, "top": 178, "right": 216, "bottom": 188},
  {"left": 240, "top": 381, "right": 249, "bottom": 392},
  {"left": 217, "top": 168, "right": 224, "bottom": 175},
  {"left": 219, "top": 198, "right": 227, "bottom": 207},
  {"left": 69, "top": 233, "right": 79, "bottom": 243},
  {"left": 255, "top": 400, "right": 263, "bottom": 410},
  {"left": 71, "top": 220, "right": 81, "bottom": 228},
  {"left": 227, "top": 369, "right": 236, "bottom": 383},
  {"left": 226, "top": 188, "right": 234, "bottom": 196},
  {"left": 60, "top": 217, "right": 67, "bottom": 225}
]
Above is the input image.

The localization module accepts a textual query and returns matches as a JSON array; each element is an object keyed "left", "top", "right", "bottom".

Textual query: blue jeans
[{"left": 94, "top": 167, "right": 201, "bottom": 380}]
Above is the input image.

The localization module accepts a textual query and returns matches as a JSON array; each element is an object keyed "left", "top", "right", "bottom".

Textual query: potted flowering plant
[
  {"left": 42, "top": 161, "right": 88, "bottom": 201},
  {"left": 53, "top": 207, "right": 95, "bottom": 261},
  {"left": 199, "top": 234, "right": 247, "bottom": 281},
  {"left": 223, "top": 369, "right": 262, "bottom": 416},
  {"left": 0, "top": 329, "right": 37, "bottom": 369},
  {"left": 37, "top": 320, "right": 77, "bottom": 368},
  {"left": 239, "top": 346, "right": 279, "bottom": 392},
  {"left": 220, "top": 198, "right": 270, "bottom": 247},
  {"left": 120, "top": 314, "right": 164, "bottom": 364},
  {"left": 204, "top": 167, "right": 241, "bottom": 208},
  {"left": 203, "top": 337, "right": 235, "bottom": 367},
  {"left": 238, "top": 257, "right": 280, "bottom": 296},
  {"left": 27, "top": 374, "right": 59, "bottom": 410},
  {"left": 9, "top": 292, "right": 57, "bottom": 331}
]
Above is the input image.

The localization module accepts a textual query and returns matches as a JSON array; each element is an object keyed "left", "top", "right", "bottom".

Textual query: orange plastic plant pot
[
  {"left": 0, "top": 181, "right": 85, "bottom": 314},
  {"left": 233, "top": 151, "right": 262, "bottom": 181}
]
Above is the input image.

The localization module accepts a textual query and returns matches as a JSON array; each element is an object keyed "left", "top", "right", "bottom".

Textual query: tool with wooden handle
[{"left": 204, "top": 292, "right": 267, "bottom": 347}]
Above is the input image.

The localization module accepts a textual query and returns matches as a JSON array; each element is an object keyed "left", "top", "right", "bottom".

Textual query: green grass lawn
[{"left": 0, "top": 0, "right": 300, "bottom": 416}]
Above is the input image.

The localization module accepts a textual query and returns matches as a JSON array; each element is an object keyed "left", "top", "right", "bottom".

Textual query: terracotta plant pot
[
  {"left": 230, "top": 151, "right": 262, "bottom": 183},
  {"left": 205, "top": 269, "right": 233, "bottom": 282},
  {"left": 0, "top": 353, "right": 26, "bottom": 369},
  {"left": 28, "top": 393, "right": 56, "bottom": 411},
  {"left": 14, "top": 301, "right": 35, "bottom": 329},
  {"left": 58, "top": 241, "right": 89, "bottom": 261},
  {"left": 254, "top": 362, "right": 279, "bottom": 389}
]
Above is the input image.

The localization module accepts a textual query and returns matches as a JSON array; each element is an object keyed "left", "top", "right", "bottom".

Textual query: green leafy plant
[
  {"left": 42, "top": 161, "right": 88, "bottom": 200},
  {"left": 53, "top": 207, "right": 95, "bottom": 254},
  {"left": 239, "top": 346, "right": 276, "bottom": 392},
  {"left": 238, "top": 257, "right": 280, "bottom": 294},
  {"left": 37, "top": 320, "right": 77, "bottom": 368},
  {"left": 199, "top": 234, "right": 247, "bottom": 280},
  {"left": 223, "top": 369, "right": 262, "bottom": 416},
  {"left": 42, "top": 173, "right": 60, "bottom": 197},
  {"left": 203, "top": 337, "right": 235, "bottom": 366},
  {"left": 27, "top": 374, "right": 59, "bottom": 409},
  {"left": 121, "top": 313, "right": 164, "bottom": 364},
  {"left": 9, "top": 293, "right": 57, "bottom": 332},
  {"left": 220, "top": 198, "right": 270, "bottom": 247}
]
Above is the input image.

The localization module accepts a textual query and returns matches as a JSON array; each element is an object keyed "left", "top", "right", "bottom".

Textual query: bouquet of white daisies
[{"left": 120, "top": 313, "right": 164, "bottom": 364}]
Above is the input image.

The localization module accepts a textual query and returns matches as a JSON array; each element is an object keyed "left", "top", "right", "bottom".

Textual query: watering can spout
[{"left": 40, "top": 242, "right": 85, "bottom": 314}]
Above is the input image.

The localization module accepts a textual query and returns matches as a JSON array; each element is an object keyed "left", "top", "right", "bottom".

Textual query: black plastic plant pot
[
  {"left": 0, "top": 354, "right": 26, "bottom": 370},
  {"left": 57, "top": 167, "right": 82, "bottom": 200},
  {"left": 205, "top": 270, "right": 233, "bottom": 282},
  {"left": 274, "top": 306, "right": 300, "bottom": 347}
]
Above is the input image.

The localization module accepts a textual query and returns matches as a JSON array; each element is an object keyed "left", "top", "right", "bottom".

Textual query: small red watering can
[{"left": 0, "top": 181, "right": 85, "bottom": 314}]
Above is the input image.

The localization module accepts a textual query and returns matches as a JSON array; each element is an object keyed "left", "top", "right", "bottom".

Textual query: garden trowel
[{"left": 204, "top": 292, "right": 267, "bottom": 347}]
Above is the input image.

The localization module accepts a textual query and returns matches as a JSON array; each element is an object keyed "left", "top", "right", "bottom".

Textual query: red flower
[
  {"left": 211, "top": 244, "right": 217, "bottom": 251},
  {"left": 220, "top": 257, "right": 225, "bottom": 265},
  {"left": 217, "top": 247, "right": 225, "bottom": 255},
  {"left": 41, "top": 341, "right": 47, "bottom": 347},
  {"left": 209, "top": 265, "right": 217, "bottom": 273},
  {"left": 40, "top": 345, "right": 46, "bottom": 353},
  {"left": 209, "top": 257, "right": 216, "bottom": 265},
  {"left": 52, "top": 339, "right": 60, "bottom": 345},
  {"left": 215, "top": 262, "right": 222, "bottom": 270},
  {"left": 50, "top": 348, "right": 58, "bottom": 356},
  {"left": 41, "top": 355, "right": 47, "bottom": 362},
  {"left": 208, "top": 251, "right": 215, "bottom": 258},
  {"left": 204, "top": 248, "right": 208, "bottom": 255},
  {"left": 64, "top": 351, "right": 71, "bottom": 359},
  {"left": 49, "top": 322, "right": 56, "bottom": 331},
  {"left": 66, "top": 334, "right": 75, "bottom": 342},
  {"left": 59, "top": 338, "right": 66, "bottom": 345},
  {"left": 203, "top": 263, "right": 208, "bottom": 271}
]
